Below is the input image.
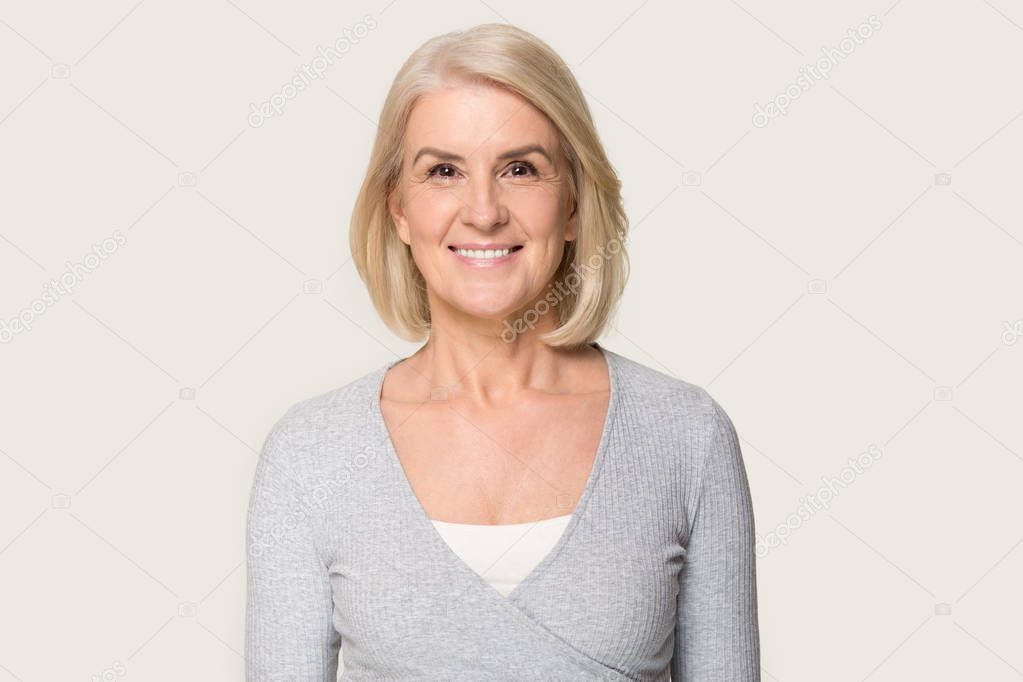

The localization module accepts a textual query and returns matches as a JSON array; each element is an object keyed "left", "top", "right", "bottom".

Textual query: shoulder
[
  {"left": 606, "top": 348, "right": 743, "bottom": 480},
  {"left": 258, "top": 362, "right": 388, "bottom": 478},
  {"left": 604, "top": 349, "right": 746, "bottom": 536},
  {"left": 280, "top": 365, "right": 383, "bottom": 431},
  {"left": 607, "top": 348, "right": 725, "bottom": 435}
]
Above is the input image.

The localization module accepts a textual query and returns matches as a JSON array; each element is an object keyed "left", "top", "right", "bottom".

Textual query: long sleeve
[
  {"left": 245, "top": 417, "right": 341, "bottom": 681},
  {"left": 671, "top": 398, "right": 761, "bottom": 681}
]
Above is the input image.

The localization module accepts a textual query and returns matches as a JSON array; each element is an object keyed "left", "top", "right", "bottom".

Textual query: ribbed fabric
[{"left": 245, "top": 342, "right": 760, "bottom": 681}]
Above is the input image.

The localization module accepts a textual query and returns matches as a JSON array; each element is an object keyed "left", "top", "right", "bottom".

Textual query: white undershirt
[{"left": 429, "top": 514, "right": 573, "bottom": 597}]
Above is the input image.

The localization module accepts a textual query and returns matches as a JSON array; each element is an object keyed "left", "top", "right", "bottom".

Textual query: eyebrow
[{"left": 412, "top": 144, "right": 554, "bottom": 167}]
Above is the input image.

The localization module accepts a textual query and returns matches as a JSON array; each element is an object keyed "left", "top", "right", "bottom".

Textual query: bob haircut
[{"left": 348, "top": 22, "right": 629, "bottom": 348}]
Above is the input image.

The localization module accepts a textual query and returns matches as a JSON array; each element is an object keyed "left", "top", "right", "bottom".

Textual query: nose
[{"left": 459, "top": 174, "right": 508, "bottom": 230}]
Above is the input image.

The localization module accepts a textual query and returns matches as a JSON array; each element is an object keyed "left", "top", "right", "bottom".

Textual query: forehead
[{"left": 405, "top": 83, "right": 559, "bottom": 156}]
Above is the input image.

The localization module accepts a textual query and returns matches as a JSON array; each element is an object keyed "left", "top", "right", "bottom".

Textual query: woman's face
[{"left": 388, "top": 82, "right": 577, "bottom": 326}]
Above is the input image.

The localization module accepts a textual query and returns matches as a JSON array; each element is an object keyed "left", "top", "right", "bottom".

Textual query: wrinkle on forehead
[{"left": 405, "top": 82, "right": 562, "bottom": 170}]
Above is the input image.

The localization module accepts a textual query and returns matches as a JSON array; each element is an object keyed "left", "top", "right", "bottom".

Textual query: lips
[
  {"left": 448, "top": 244, "right": 523, "bottom": 251},
  {"left": 448, "top": 244, "right": 524, "bottom": 266}
]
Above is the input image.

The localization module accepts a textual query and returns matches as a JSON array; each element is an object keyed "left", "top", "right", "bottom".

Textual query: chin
[{"left": 451, "top": 296, "right": 525, "bottom": 320}]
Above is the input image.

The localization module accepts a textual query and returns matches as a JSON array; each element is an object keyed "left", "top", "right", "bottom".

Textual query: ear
[
  {"left": 388, "top": 190, "right": 411, "bottom": 246},
  {"left": 564, "top": 198, "right": 579, "bottom": 242}
]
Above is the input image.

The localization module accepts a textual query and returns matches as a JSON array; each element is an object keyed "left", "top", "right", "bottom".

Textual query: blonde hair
[{"left": 348, "top": 23, "right": 629, "bottom": 348}]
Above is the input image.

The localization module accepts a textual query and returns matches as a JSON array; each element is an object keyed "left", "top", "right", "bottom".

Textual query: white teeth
[{"left": 455, "top": 247, "right": 513, "bottom": 258}]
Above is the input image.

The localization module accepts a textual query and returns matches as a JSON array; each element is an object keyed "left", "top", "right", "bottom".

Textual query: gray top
[{"left": 245, "top": 343, "right": 760, "bottom": 680}]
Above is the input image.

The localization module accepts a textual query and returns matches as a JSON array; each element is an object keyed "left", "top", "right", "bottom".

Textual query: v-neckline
[{"left": 371, "top": 342, "right": 620, "bottom": 603}]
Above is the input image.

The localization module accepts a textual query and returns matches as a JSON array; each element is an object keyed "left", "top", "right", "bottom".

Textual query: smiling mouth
[{"left": 448, "top": 245, "right": 524, "bottom": 259}]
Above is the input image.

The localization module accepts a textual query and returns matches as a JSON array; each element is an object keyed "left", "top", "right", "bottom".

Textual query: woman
[{"left": 245, "top": 22, "right": 760, "bottom": 681}]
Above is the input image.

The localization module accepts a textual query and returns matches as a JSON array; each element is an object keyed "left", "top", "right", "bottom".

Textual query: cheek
[
  {"left": 406, "top": 192, "right": 459, "bottom": 236},
  {"left": 509, "top": 192, "right": 569, "bottom": 238}
]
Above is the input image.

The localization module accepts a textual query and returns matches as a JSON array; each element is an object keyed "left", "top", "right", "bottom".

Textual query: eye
[
  {"left": 426, "top": 163, "right": 459, "bottom": 180},
  {"left": 507, "top": 161, "right": 539, "bottom": 177}
]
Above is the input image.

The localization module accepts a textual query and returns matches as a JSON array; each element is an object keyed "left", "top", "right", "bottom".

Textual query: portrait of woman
[{"left": 245, "top": 22, "right": 759, "bottom": 680}]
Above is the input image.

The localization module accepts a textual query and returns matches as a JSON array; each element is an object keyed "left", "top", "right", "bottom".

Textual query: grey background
[{"left": 1, "top": 1, "right": 1021, "bottom": 680}]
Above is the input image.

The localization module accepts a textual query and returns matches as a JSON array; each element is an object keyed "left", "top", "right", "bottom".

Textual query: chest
[
  {"left": 379, "top": 390, "right": 610, "bottom": 524},
  {"left": 321, "top": 364, "right": 690, "bottom": 677}
]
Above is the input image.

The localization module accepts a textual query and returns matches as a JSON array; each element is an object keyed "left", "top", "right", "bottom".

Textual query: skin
[{"left": 382, "top": 80, "right": 612, "bottom": 525}]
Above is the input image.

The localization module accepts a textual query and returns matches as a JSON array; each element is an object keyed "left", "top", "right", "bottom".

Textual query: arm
[
  {"left": 245, "top": 417, "right": 341, "bottom": 681},
  {"left": 671, "top": 398, "right": 761, "bottom": 681}
]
